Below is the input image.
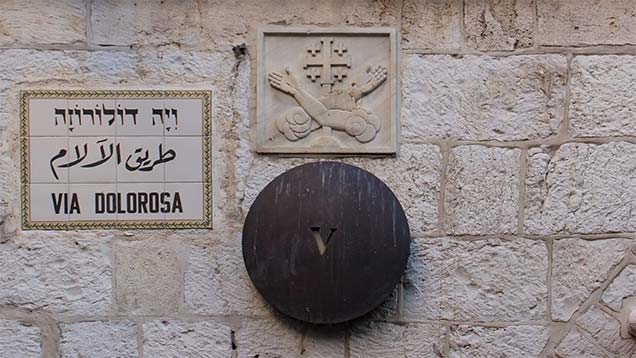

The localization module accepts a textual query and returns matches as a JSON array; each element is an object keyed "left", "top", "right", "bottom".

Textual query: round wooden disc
[{"left": 242, "top": 161, "right": 410, "bottom": 324}]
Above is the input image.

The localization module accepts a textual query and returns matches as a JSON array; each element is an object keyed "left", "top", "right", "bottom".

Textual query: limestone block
[
  {"left": 525, "top": 142, "right": 636, "bottom": 235},
  {"left": 538, "top": 0, "right": 636, "bottom": 46},
  {"left": 402, "top": 54, "right": 566, "bottom": 141},
  {"left": 60, "top": 321, "right": 137, "bottom": 358},
  {"left": 464, "top": 0, "right": 535, "bottom": 50},
  {"left": 345, "top": 143, "right": 442, "bottom": 236},
  {"left": 577, "top": 305, "right": 635, "bottom": 356},
  {"left": 602, "top": 265, "right": 636, "bottom": 311},
  {"left": 570, "top": 56, "right": 636, "bottom": 137},
  {"left": 91, "top": 0, "right": 202, "bottom": 47},
  {"left": 115, "top": 239, "right": 181, "bottom": 315},
  {"left": 143, "top": 320, "right": 232, "bottom": 357},
  {"left": 300, "top": 326, "right": 345, "bottom": 358},
  {"left": 551, "top": 238, "right": 633, "bottom": 321},
  {"left": 200, "top": 0, "right": 336, "bottom": 46},
  {"left": 0, "top": 320, "right": 41, "bottom": 358},
  {"left": 449, "top": 325, "right": 550, "bottom": 357},
  {"left": 235, "top": 319, "right": 303, "bottom": 358},
  {"left": 184, "top": 236, "right": 272, "bottom": 316},
  {"left": 0, "top": 236, "right": 112, "bottom": 314},
  {"left": 340, "top": 0, "right": 401, "bottom": 26},
  {"left": 0, "top": 0, "right": 85, "bottom": 45},
  {"left": 349, "top": 321, "right": 445, "bottom": 358},
  {"left": 401, "top": 0, "right": 461, "bottom": 50},
  {"left": 555, "top": 327, "right": 609, "bottom": 358},
  {"left": 403, "top": 238, "right": 548, "bottom": 322},
  {"left": 445, "top": 146, "right": 521, "bottom": 235}
]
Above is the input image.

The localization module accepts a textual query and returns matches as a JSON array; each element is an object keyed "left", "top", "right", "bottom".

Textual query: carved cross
[{"left": 304, "top": 37, "right": 351, "bottom": 88}]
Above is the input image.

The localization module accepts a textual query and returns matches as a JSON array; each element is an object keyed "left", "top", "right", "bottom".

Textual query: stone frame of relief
[
  {"left": 256, "top": 27, "right": 399, "bottom": 154},
  {"left": 20, "top": 90, "right": 213, "bottom": 230}
]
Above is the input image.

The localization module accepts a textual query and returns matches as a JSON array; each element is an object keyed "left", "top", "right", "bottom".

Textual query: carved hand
[
  {"left": 268, "top": 67, "right": 300, "bottom": 95},
  {"left": 351, "top": 65, "right": 388, "bottom": 100}
]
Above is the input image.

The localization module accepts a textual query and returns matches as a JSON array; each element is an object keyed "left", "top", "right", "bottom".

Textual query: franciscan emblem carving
[
  {"left": 268, "top": 38, "right": 387, "bottom": 144},
  {"left": 257, "top": 28, "right": 398, "bottom": 154}
]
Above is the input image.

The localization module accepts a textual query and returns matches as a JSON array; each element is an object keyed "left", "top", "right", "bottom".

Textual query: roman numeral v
[{"left": 310, "top": 226, "right": 337, "bottom": 256}]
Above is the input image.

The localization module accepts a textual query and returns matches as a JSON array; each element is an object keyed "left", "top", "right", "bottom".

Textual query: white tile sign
[{"left": 20, "top": 90, "right": 212, "bottom": 230}]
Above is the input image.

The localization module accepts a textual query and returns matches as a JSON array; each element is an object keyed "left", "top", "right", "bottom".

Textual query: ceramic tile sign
[
  {"left": 20, "top": 90, "right": 212, "bottom": 230},
  {"left": 257, "top": 27, "right": 399, "bottom": 154}
]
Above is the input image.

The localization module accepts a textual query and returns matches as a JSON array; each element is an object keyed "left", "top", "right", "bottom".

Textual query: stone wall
[{"left": 0, "top": 0, "right": 635, "bottom": 357}]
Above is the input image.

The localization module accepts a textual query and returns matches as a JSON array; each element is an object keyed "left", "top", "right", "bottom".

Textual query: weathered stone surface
[
  {"left": 404, "top": 238, "right": 548, "bottom": 322},
  {"left": 525, "top": 142, "right": 636, "bottom": 235},
  {"left": 570, "top": 56, "right": 636, "bottom": 137},
  {"left": 184, "top": 236, "right": 272, "bottom": 315},
  {"left": 60, "top": 321, "right": 137, "bottom": 358},
  {"left": 143, "top": 320, "right": 232, "bottom": 357},
  {"left": 464, "top": 0, "right": 535, "bottom": 50},
  {"left": 0, "top": 0, "right": 85, "bottom": 45},
  {"left": 91, "top": 0, "right": 201, "bottom": 47},
  {"left": 346, "top": 143, "right": 442, "bottom": 236},
  {"left": 445, "top": 146, "right": 520, "bottom": 235},
  {"left": 0, "top": 320, "right": 41, "bottom": 358},
  {"left": 340, "top": 0, "right": 401, "bottom": 26},
  {"left": 401, "top": 55, "right": 566, "bottom": 141},
  {"left": 449, "top": 325, "right": 550, "bottom": 357},
  {"left": 115, "top": 239, "right": 181, "bottom": 315},
  {"left": 551, "top": 238, "right": 632, "bottom": 321},
  {"left": 554, "top": 327, "right": 609, "bottom": 358},
  {"left": 602, "top": 265, "right": 636, "bottom": 311},
  {"left": 349, "top": 321, "right": 445, "bottom": 357},
  {"left": 401, "top": 0, "right": 461, "bottom": 50},
  {"left": 235, "top": 319, "right": 302, "bottom": 357},
  {"left": 301, "top": 326, "right": 345, "bottom": 358},
  {"left": 538, "top": 0, "right": 636, "bottom": 46},
  {"left": 200, "top": 0, "right": 336, "bottom": 46},
  {"left": 577, "top": 305, "right": 635, "bottom": 356},
  {"left": 0, "top": 49, "right": 139, "bottom": 89},
  {"left": 0, "top": 236, "right": 112, "bottom": 314}
]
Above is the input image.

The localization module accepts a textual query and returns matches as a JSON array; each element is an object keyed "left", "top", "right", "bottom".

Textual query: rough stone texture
[
  {"left": 554, "top": 327, "right": 609, "bottom": 358},
  {"left": 0, "top": 320, "right": 42, "bottom": 358},
  {"left": 184, "top": 236, "right": 272, "bottom": 316},
  {"left": 538, "top": 0, "right": 636, "bottom": 46},
  {"left": 143, "top": 320, "right": 232, "bottom": 357},
  {"left": 401, "top": 0, "right": 461, "bottom": 50},
  {"left": 551, "top": 238, "right": 633, "bottom": 321},
  {"left": 445, "top": 146, "right": 521, "bottom": 235},
  {"left": 0, "top": 0, "right": 85, "bottom": 45},
  {"left": 401, "top": 55, "right": 566, "bottom": 141},
  {"left": 577, "top": 305, "right": 635, "bottom": 356},
  {"left": 602, "top": 265, "right": 636, "bottom": 311},
  {"left": 349, "top": 321, "right": 445, "bottom": 357},
  {"left": 340, "top": 0, "right": 401, "bottom": 26},
  {"left": 235, "top": 319, "right": 303, "bottom": 358},
  {"left": 60, "top": 321, "right": 137, "bottom": 358},
  {"left": 91, "top": 0, "right": 202, "bottom": 47},
  {"left": 449, "top": 325, "right": 550, "bottom": 357},
  {"left": 569, "top": 56, "right": 636, "bottom": 137},
  {"left": 301, "top": 326, "right": 346, "bottom": 358},
  {"left": 0, "top": 236, "right": 112, "bottom": 315},
  {"left": 403, "top": 238, "right": 548, "bottom": 322},
  {"left": 115, "top": 239, "right": 181, "bottom": 315},
  {"left": 525, "top": 142, "right": 636, "bottom": 235},
  {"left": 464, "top": 0, "right": 535, "bottom": 51}
]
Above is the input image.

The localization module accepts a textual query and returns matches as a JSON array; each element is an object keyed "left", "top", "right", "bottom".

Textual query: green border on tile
[{"left": 20, "top": 90, "right": 213, "bottom": 230}]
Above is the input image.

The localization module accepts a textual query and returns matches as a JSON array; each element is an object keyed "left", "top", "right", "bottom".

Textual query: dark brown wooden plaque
[{"left": 242, "top": 161, "right": 410, "bottom": 324}]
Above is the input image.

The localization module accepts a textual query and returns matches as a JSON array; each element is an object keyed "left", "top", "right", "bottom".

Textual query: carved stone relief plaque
[{"left": 257, "top": 27, "right": 398, "bottom": 154}]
